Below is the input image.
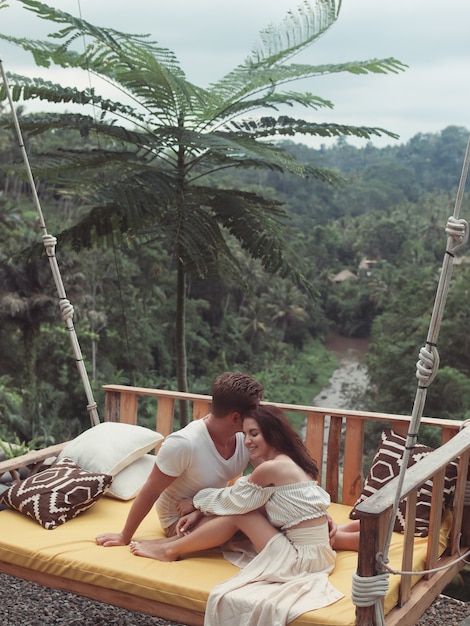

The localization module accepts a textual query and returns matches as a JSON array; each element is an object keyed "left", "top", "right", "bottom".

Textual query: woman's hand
[
  {"left": 176, "top": 510, "right": 203, "bottom": 536},
  {"left": 327, "top": 515, "right": 338, "bottom": 547}
]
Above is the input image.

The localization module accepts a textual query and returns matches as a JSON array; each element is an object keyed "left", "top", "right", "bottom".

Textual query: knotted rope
[
  {"left": 0, "top": 59, "right": 100, "bottom": 427},
  {"left": 353, "top": 134, "right": 470, "bottom": 622},
  {"left": 351, "top": 572, "right": 389, "bottom": 626}
]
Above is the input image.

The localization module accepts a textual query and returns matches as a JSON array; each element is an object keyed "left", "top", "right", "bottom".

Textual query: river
[{"left": 313, "top": 335, "right": 370, "bottom": 410}]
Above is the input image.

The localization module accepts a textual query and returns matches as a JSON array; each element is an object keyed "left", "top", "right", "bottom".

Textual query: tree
[{"left": 0, "top": 0, "right": 405, "bottom": 424}]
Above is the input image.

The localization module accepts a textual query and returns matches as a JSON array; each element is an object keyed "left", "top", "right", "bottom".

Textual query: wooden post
[{"left": 355, "top": 510, "right": 391, "bottom": 625}]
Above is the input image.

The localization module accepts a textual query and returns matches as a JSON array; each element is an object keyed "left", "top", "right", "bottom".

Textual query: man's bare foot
[{"left": 129, "top": 540, "right": 178, "bottom": 561}]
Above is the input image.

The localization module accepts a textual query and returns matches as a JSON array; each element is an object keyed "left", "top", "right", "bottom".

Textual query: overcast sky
[{"left": 1, "top": 0, "right": 469, "bottom": 148}]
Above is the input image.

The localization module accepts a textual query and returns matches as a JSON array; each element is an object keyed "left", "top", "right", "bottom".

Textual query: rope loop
[
  {"left": 415, "top": 345, "right": 439, "bottom": 387},
  {"left": 445, "top": 216, "right": 469, "bottom": 254},
  {"left": 59, "top": 299, "right": 75, "bottom": 322},
  {"left": 42, "top": 234, "right": 57, "bottom": 257},
  {"left": 351, "top": 571, "right": 389, "bottom": 607}
]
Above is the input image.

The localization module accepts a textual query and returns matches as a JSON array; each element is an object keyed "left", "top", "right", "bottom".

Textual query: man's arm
[{"left": 96, "top": 464, "right": 175, "bottom": 546}]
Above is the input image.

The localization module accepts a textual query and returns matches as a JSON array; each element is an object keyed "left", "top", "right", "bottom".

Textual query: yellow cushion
[{"left": 0, "top": 500, "right": 449, "bottom": 625}]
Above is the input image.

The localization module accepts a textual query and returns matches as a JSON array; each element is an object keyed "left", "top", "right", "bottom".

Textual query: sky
[{"left": 0, "top": 0, "right": 469, "bottom": 148}]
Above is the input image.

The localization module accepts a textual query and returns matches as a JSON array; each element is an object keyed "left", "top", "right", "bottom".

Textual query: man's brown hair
[{"left": 211, "top": 372, "right": 263, "bottom": 418}]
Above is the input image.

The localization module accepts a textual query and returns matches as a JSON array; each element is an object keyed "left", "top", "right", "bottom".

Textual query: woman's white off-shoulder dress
[{"left": 193, "top": 477, "right": 344, "bottom": 626}]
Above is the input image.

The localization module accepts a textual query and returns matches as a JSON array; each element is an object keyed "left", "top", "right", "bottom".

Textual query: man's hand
[
  {"left": 96, "top": 532, "right": 128, "bottom": 547},
  {"left": 176, "top": 497, "right": 195, "bottom": 516}
]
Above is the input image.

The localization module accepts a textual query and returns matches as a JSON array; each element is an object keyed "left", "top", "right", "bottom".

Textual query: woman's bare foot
[{"left": 129, "top": 540, "right": 178, "bottom": 561}]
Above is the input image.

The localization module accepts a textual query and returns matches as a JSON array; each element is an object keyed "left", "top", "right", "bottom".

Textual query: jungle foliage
[
  {"left": 0, "top": 121, "right": 469, "bottom": 445},
  {"left": 0, "top": 0, "right": 407, "bottom": 425}
]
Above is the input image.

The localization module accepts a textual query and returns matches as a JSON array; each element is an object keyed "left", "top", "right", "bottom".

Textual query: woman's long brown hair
[{"left": 244, "top": 404, "right": 318, "bottom": 480}]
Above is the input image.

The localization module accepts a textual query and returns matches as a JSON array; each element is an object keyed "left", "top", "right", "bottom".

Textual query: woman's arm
[{"left": 193, "top": 475, "right": 274, "bottom": 516}]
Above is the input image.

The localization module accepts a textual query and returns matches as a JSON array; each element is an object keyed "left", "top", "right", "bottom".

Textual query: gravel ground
[{"left": 1, "top": 573, "right": 469, "bottom": 625}]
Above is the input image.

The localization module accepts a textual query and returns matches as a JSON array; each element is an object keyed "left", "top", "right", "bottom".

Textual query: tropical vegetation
[
  {"left": 0, "top": 0, "right": 406, "bottom": 423},
  {"left": 0, "top": 121, "right": 469, "bottom": 445}
]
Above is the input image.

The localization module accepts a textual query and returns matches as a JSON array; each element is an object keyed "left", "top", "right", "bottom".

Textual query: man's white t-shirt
[{"left": 155, "top": 418, "right": 250, "bottom": 530}]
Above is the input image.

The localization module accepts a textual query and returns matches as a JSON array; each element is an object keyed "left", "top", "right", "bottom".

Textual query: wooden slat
[
  {"left": 192, "top": 400, "right": 211, "bottom": 420},
  {"left": 0, "top": 561, "right": 204, "bottom": 626},
  {"left": 326, "top": 415, "right": 342, "bottom": 503},
  {"left": 384, "top": 554, "right": 467, "bottom": 626},
  {"left": 399, "top": 491, "right": 417, "bottom": 605},
  {"left": 342, "top": 417, "right": 365, "bottom": 505},
  {"left": 156, "top": 397, "right": 175, "bottom": 437},
  {"left": 0, "top": 442, "right": 68, "bottom": 475},
  {"left": 425, "top": 468, "right": 445, "bottom": 579},
  {"left": 441, "top": 426, "right": 458, "bottom": 445},
  {"left": 118, "top": 391, "right": 138, "bottom": 425},
  {"left": 390, "top": 420, "right": 409, "bottom": 438},
  {"left": 104, "top": 390, "right": 120, "bottom": 422},
  {"left": 449, "top": 449, "right": 470, "bottom": 552},
  {"left": 304, "top": 411, "right": 325, "bottom": 484}
]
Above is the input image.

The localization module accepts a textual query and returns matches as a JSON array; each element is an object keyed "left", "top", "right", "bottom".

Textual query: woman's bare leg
[
  {"left": 332, "top": 520, "right": 360, "bottom": 551},
  {"left": 130, "top": 511, "right": 279, "bottom": 561}
]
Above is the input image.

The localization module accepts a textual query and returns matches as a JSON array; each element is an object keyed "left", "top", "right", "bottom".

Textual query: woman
[{"left": 130, "top": 405, "right": 344, "bottom": 626}]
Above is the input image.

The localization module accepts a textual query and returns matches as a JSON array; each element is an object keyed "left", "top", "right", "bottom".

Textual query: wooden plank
[
  {"left": 193, "top": 400, "right": 210, "bottom": 420},
  {"left": 355, "top": 510, "right": 391, "bottom": 625},
  {"left": 454, "top": 449, "right": 470, "bottom": 547},
  {"left": 399, "top": 491, "right": 417, "bottom": 606},
  {"left": 0, "top": 562, "right": 204, "bottom": 626},
  {"left": 342, "top": 418, "right": 364, "bottom": 505},
  {"left": 118, "top": 391, "right": 138, "bottom": 425},
  {"left": 425, "top": 469, "right": 445, "bottom": 579},
  {"left": 326, "top": 415, "right": 342, "bottom": 503},
  {"left": 104, "top": 390, "right": 120, "bottom": 422},
  {"left": 385, "top": 555, "right": 466, "bottom": 626},
  {"left": 448, "top": 450, "right": 467, "bottom": 553},
  {"left": 441, "top": 426, "right": 458, "bottom": 445},
  {"left": 156, "top": 397, "right": 175, "bottom": 437},
  {"left": 305, "top": 411, "right": 325, "bottom": 485},
  {"left": 0, "top": 443, "right": 68, "bottom": 474},
  {"left": 103, "top": 384, "right": 212, "bottom": 403},
  {"left": 390, "top": 420, "right": 409, "bottom": 438}
]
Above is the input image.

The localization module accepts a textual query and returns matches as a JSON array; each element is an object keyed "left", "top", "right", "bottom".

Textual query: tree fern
[{"left": 0, "top": 0, "right": 406, "bottom": 415}]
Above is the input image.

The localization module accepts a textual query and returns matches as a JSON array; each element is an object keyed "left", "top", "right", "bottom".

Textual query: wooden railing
[{"left": 102, "top": 384, "right": 464, "bottom": 507}]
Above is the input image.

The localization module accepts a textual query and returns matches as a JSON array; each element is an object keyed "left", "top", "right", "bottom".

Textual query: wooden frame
[{"left": 1, "top": 384, "right": 469, "bottom": 626}]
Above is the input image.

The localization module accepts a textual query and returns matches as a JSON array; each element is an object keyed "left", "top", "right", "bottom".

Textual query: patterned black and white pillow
[
  {"left": 350, "top": 429, "right": 459, "bottom": 536},
  {"left": 0, "top": 457, "right": 112, "bottom": 529}
]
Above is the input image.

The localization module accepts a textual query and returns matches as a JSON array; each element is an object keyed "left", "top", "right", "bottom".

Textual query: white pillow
[
  {"left": 58, "top": 422, "right": 164, "bottom": 476},
  {"left": 106, "top": 454, "right": 156, "bottom": 500}
]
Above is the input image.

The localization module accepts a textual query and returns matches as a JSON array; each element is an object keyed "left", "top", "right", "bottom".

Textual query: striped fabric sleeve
[{"left": 193, "top": 475, "right": 274, "bottom": 516}]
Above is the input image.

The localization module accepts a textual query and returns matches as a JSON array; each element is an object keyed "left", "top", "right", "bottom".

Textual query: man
[{"left": 96, "top": 372, "right": 264, "bottom": 546}]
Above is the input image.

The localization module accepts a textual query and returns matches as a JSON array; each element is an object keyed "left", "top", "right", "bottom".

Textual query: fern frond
[
  {"left": 210, "top": 57, "right": 406, "bottom": 114},
  {"left": 175, "top": 128, "right": 308, "bottom": 177},
  {"left": 0, "top": 73, "right": 148, "bottom": 124},
  {"left": 2, "top": 1, "right": 208, "bottom": 119},
  {"left": 206, "top": 187, "right": 314, "bottom": 294},
  {"left": 223, "top": 115, "right": 400, "bottom": 140},
  {"left": 248, "top": 0, "right": 340, "bottom": 69}
]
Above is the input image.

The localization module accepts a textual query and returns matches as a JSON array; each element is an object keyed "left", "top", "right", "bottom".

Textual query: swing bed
[{"left": 1, "top": 58, "right": 470, "bottom": 625}]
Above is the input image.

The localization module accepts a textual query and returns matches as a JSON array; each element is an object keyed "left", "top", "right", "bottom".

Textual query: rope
[
  {"left": 351, "top": 572, "right": 388, "bottom": 626},
  {"left": 378, "top": 545, "right": 470, "bottom": 576},
  {"left": 356, "top": 135, "right": 470, "bottom": 622},
  {"left": 0, "top": 59, "right": 100, "bottom": 427}
]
